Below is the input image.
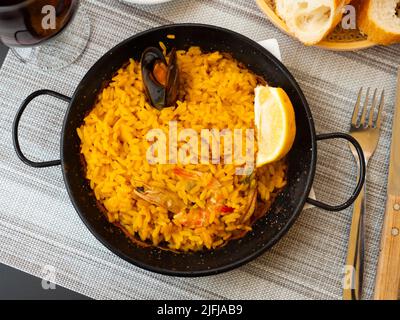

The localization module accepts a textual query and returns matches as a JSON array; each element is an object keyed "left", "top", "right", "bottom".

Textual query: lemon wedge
[{"left": 254, "top": 85, "right": 296, "bottom": 167}]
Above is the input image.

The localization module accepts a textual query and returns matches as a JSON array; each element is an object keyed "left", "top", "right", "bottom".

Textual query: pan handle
[
  {"left": 12, "top": 90, "right": 71, "bottom": 168},
  {"left": 306, "top": 133, "right": 366, "bottom": 212}
]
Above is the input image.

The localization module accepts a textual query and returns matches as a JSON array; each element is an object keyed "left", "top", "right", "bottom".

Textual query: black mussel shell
[
  {"left": 165, "top": 48, "right": 179, "bottom": 107},
  {"left": 141, "top": 47, "right": 179, "bottom": 110}
]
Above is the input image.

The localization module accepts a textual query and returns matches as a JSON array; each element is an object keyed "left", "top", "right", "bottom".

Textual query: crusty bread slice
[
  {"left": 276, "top": 0, "right": 351, "bottom": 45},
  {"left": 357, "top": 0, "right": 400, "bottom": 45}
]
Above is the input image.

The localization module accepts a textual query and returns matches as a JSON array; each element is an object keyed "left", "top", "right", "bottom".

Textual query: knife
[{"left": 374, "top": 68, "right": 400, "bottom": 300}]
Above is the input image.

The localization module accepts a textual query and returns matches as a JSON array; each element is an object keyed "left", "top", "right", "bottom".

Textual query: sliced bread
[
  {"left": 357, "top": 0, "right": 400, "bottom": 45},
  {"left": 276, "top": 0, "right": 351, "bottom": 45}
]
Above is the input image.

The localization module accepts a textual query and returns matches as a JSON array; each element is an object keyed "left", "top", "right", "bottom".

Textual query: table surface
[
  {"left": 1, "top": 0, "right": 399, "bottom": 300},
  {"left": 0, "top": 42, "right": 88, "bottom": 300}
]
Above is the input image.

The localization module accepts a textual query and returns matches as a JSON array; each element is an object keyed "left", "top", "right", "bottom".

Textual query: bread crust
[
  {"left": 326, "top": 0, "right": 351, "bottom": 41},
  {"left": 357, "top": 0, "right": 400, "bottom": 45}
]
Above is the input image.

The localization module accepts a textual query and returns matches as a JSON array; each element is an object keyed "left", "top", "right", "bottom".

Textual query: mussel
[{"left": 141, "top": 47, "right": 179, "bottom": 110}]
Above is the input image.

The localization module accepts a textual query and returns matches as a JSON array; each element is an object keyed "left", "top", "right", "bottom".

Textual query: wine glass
[{"left": 0, "top": 0, "right": 90, "bottom": 70}]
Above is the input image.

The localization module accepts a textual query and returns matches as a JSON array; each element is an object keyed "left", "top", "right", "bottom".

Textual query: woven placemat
[{"left": 0, "top": 0, "right": 399, "bottom": 299}]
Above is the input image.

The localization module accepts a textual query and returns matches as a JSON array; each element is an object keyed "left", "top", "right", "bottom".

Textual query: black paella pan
[{"left": 12, "top": 24, "right": 366, "bottom": 276}]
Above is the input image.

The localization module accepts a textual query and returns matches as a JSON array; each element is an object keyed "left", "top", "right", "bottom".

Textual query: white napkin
[{"left": 258, "top": 39, "right": 316, "bottom": 209}]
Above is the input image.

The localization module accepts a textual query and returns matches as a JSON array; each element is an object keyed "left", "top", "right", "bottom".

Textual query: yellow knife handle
[{"left": 374, "top": 195, "right": 400, "bottom": 300}]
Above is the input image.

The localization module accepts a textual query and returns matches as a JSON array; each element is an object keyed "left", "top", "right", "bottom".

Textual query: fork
[{"left": 343, "top": 88, "right": 385, "bottom": 300}]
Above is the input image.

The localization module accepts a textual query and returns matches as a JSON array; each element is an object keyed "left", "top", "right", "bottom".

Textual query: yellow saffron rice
[{"left": 77, "top": 47, "right": 287, "bottom": 252}]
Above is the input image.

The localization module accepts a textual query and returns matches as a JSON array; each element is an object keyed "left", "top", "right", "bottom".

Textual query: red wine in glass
[
  {"left": 0, "top": 0, "right": 79, "bottom": 47},
  {"left": 0, "top": 0, "right": 89, "bottom": 70}
]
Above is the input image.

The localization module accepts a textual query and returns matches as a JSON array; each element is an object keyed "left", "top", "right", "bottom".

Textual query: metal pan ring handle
[
  {"left": 12, "top": 90, "right": 71, "bottom": 168},
  {"left": 306, "top": 132, "right": 366, "bottom": 212}
]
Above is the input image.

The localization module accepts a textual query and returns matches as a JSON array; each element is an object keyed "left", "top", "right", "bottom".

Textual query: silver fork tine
[
  {"left": 352, "top": 88, "right": 363, "bottom": 126},
  {"left": 368, "top": 89, "right": 378, "bottom": 127},
  {"left": 375, "top": 90, "right": 385, "bottom": 128},
  {"left": 360, "top": 87, "right": 370, "bottom": 127}
]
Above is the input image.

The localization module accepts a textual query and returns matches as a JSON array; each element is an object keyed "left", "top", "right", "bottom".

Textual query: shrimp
[
  {"left": 172, "top": 167, "right": 237, "bottom": 227},
  {"left": 133, "top": 182, "right": 185, "bottom": 215},
  {"left": 133, "top": 168, "right": 256, "bottom": 229},
  {"left": 173, "top": 207, "right": 210, "bottom": 228}
]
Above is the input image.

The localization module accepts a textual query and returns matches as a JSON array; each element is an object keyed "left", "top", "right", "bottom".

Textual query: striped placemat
[{"left": 0, "top": 0, "right": 399, "bottom": 299}]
